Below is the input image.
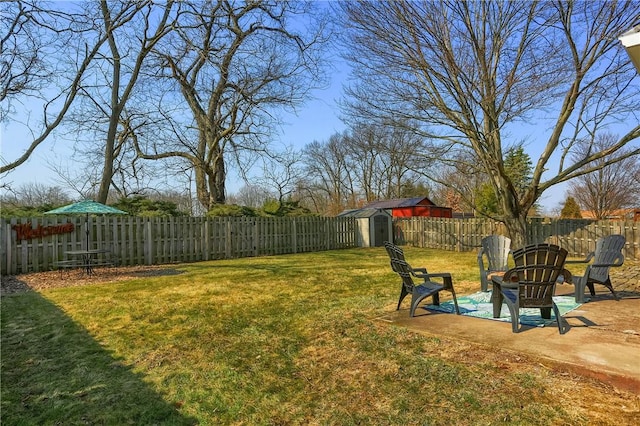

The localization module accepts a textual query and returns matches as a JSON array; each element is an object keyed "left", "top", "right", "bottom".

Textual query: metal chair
[
  {"left": 384, "top": 242, "right": 460, "bottom": 317},
  {"left": 492, "top": 243, "right": 568, "bottom": 334},
  {"left": 566, "top": 235, "right": 626, "bottom": 303},
  {"left": 478, "top": 235, "right": 512, "bottom": 292}
]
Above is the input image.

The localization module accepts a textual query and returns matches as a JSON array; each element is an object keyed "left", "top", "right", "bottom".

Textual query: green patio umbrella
[{"left": 44, "top": 200, "right": 127, "bottom": 250}]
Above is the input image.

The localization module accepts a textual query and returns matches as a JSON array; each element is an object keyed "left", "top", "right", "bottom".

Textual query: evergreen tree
[
  {"left": 560, "top": 197, "right": 582, "bottom": 219},
  {"left": 475, "top": 145, "right": 534, "bottom": 217},
  {"left": 504, "top": 146, "right": 533, "bottom": 196}
]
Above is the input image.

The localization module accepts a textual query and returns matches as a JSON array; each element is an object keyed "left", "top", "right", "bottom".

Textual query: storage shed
[
  {"left": 363, "top": 197, "right": 452, "bottom": 218},
  {"left": 337, "top": 208, "right": 392, "bottom": 247}
]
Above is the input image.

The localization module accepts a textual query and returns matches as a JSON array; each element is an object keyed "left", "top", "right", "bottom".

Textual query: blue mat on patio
[{"left": 424, "top": 291, "right": 581, "bottom": 327}]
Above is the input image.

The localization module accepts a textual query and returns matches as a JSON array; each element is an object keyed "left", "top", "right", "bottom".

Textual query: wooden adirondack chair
[
  {"left": 492, "top": 243, "right": 569, "bottom": 334},
  {"left": 478, "top": 235, "right": 511, "bottom": 292},
  {"left": 384, "top": 242, "right": 460, "bottom": 317},
  {"left": 566, "top": 235, "right": 626, "bottom": 303}
]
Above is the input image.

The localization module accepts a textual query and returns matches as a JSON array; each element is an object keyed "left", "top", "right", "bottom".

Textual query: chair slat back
[
  {"left": 509, "top": 243, "right": 568, "bottom": 309},
  {"left": 589, "top": 235, "right": 626, "bottom": 282},
  {"left": 384, "top": 242, "right": 416, "bottom": 293},
  {"left": 595, "top": 234, "right": 626, "bottom": 256},
  {"left": 390, "top": 258, "right": 416, "bottom": 293},
  {"left": 482, "top": 235, "right": 511, "bottom": 271},
  {"left": 384, "top": 241, "right": 405, "bottom": 273}
]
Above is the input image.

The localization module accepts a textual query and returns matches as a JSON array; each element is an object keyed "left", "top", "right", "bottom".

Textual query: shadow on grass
[{"left": 1, "top": 281, "right": 197, "bottom": 425}]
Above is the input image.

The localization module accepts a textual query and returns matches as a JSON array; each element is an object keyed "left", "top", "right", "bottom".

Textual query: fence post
[
  {"left": 4, "top": 220, "right": 15, "bottom": 274},
  {"left": 203, "top": 218, "right": 210, "bottom": 261},
  {"left": 292, "top": 218, "right": 297, "bottom": 253},
  {"left": 225, "top": 219, "right": 232, "bottom": 258},
  {"left": 144, "top": 219, "right": 153, "bottom": 265}
]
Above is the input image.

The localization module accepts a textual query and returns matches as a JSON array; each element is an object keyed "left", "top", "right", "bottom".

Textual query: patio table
[{"left": 64, "top": 249, "right": 113, "bottom": 276}]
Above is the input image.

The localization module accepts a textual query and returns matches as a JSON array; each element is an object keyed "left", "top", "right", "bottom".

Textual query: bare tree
[
  {"left": 255, "top": 147, "right": 304, "bottom": 213},
  {"left": 131, "top": 0, "right": 329, "bottom": 211},
  {"left": 0, "top": 182, "right": 71, "bottom": 207},
  {"left": 59, "top": 0, "right": 177, "bottom": 203},
  {"left": 230, "top": 184, "right": 270, "bottom": 209},
  {"left": 0, "top": 1, "right": 130, "bottom": 175},
  {"left": 342, "top": 123, "right": 428, "bottom": 201},
  {"left": 301, "top": 134, "right": 359, "bottom": 214},
  {"left": 299, "top": 124, "right": 433, "bottom": 214},
  {"left": 338, "top": 0, "right": 640, "bottom": 246},
  {"left": 569, "top": 133, "right": 640, "bottom": 219},
  {"left": 0, "top": 1, "right": 51, "bottom": 116},
  {"left": 342, "top": 125, "right": 381, "bottom": 202}
]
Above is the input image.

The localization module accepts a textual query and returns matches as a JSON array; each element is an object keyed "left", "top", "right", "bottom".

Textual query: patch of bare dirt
[{"left": 1, "top": 265, "right": 183, "bottom": 295}]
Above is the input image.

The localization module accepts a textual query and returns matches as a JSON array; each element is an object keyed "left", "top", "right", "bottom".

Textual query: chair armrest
[
  {"left": 425, "top": 272, "right": 452, "bottom": 279},
  {"left": 565, "top": 252, "right": 594, "bottom": 264},
  {"left": 413, "top": 271, "right": 452, "bottom": 280},
  {"left": 412, "top": 271, "right": 453, "bottom": 289},
  {"left": 501, "top": 268, "right": 521, "bottom": 284},
  {"left": 557, "top": 268, "right": 573, "bottom": 284}
]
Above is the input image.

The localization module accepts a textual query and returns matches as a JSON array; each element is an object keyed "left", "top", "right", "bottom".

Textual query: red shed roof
[{"left": 363, "top": 197, "right": 436, "bottom": 209}]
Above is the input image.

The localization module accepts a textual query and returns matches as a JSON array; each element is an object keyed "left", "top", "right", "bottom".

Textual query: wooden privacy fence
[
  {"left": 1, "top": 216, "right": 357, "bottom": 275},
  {"left": 3, "top": 215, "right": 638, "bottom": 275},
  {"left": 393, "top": 217, "right": 640, "bottom": 260}
]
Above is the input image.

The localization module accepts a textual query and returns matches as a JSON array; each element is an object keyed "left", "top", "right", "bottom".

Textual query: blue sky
[{"left": 0, "top": 59, "right": 573, "bottom": 214}]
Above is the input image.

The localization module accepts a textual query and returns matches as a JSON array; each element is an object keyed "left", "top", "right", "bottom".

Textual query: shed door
[{"left": 373, "top": 215, "right": 389, "bottom": 247}]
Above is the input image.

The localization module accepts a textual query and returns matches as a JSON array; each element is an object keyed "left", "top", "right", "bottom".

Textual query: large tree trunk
[
  {"left": 495, "top": 171, "right": 531, "bottom": 248},
  {"left": 96, "top": 136, "right": 116, "bottom": 204},
  {"left": 193, "top": 134, "right": 226, "bottom": 211},
  {"left": 503, "top": 214, "right": 528, "bottom": 249},
  {"left": 194, "top": 161, "right": 211, "bottom": 211},
  {"left": 211, "top": 153, "right": 226, "bottom": 205}
]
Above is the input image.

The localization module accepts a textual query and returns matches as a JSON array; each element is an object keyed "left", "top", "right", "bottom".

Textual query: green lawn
[{"left": 1, "top": 247, "right": 633, "bottom": 425}]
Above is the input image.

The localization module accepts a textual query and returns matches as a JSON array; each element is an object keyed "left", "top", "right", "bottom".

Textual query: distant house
[
  {"left": 362, "top": 197, "right": 453, "bottom": 218},
  {"left": 580, "top": 208, "right": 640, "bottom": 221}
]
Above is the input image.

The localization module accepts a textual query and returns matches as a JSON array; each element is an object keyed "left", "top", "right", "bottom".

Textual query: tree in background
[
  {"left": 504, "top": 146, "right": 533, "bottom": 197},
  {"left": 568, "top": 133, "right": 640, "bottom": 220},
  {"left": 560, "top": 197, "right": 582, "bottom": 219},
  {"left": 0, "top": 183, "right": 72, "bottom": 217},
  {"left": 229, "top": 185, "right": 269, "bottom": 209},
  {"left": 474, "top": 146, "right": 534, "bottom": 217},
  {"left": 342, "top": 123, "right": 427, "bottom": 202},
  {"left": 398, "top": 180, "right": 431, "bottom": 199},
  {"left": 112, "top": 195, "right": 185, "bottom": 217},
  {"left": 254, "top": 148, "right": 305, "bottom": 216},
  {"left": 338, "top": 1, "right": 640, "bottom": 246},
  {"left": 1, "top": 2, "right": 120, "bottom": 177},
  {"left": 1, "top": 1, "right": 51, "bottom": 120},
  {"left": 301, "top": 134, "right": 357, "bottom": 215},
  {"left": 299, "top": 124, "right": 431, "bottom": 214},
  {"left": 133, "top": 0, "right": 330, "bottom": 210},
  {"left": 68, "top": 0, "right": 177, "bottom": 203},
  {"left": 429, "top": 151, "right": 485, "bottom": 213},
  {"left": 2, "top": 1, "right": 329, "bottom": 211}
]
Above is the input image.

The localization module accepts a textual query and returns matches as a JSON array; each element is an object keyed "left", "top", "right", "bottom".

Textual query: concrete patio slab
[{"left": 377, "top": 262, "right": 640, "bottom": 394}]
